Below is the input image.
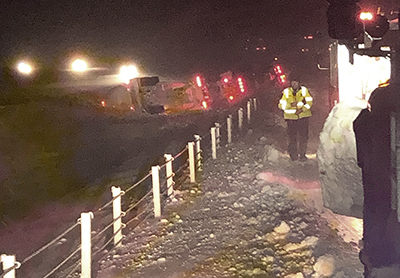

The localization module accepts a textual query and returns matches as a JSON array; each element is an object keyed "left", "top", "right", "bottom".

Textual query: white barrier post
[
  {"left": 253, "top": 98, "right": 257, "bottom": 111},
  {"left": 152, "top": 166, "right": 161, "bottom": 218},
  {"left": 247, "top": 100, "right": 251, "bottom": 124},
  {"left": 164, "top": 154, "right": 174, "bottom": 197},
  {"left": 215, "top": 122, "right": 221, "bottom": 148},
  {"left": 194, "top": 135, "right": 202, "bottom": 172},
  {"left": 211, "top": 127, "right": 217, "bottom": 159},
  {"left": 112, "top": 186, "right": 123, "bottom": 247},
  {"left": 188, "top": 142, "right": 196, "bottom": 183},
  {"left": 238, "top": 108, "right": 244, "bottom": 131},
  {"left": 1, "top": 254, "right": 17, "bottom": 278},
  {"left": 227, "top": 115, "right": 232, "bottom": 144},
  {"left": 81, "top": 212, "right": 93, "bottom": 278}
]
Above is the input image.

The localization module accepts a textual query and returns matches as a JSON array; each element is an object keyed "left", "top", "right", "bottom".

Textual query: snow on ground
[
  {"left": 317, "top": 98, "right": 368, "bottom": 219},
  {"left": 95, "top": 109, "right": 364, "bottom": 278}
]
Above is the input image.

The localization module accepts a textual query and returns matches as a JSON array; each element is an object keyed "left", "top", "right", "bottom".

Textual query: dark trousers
[{"left": 286, "top": 117, "right": 309, "bottom": 160}]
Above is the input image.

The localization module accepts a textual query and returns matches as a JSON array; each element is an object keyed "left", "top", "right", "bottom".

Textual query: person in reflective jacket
[{"left": 278, "top": 77, "right": 313, "bottom": 161}]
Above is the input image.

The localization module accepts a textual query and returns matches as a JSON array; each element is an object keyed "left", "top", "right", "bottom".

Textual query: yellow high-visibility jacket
[{"left": 278, "top": 86, "right": 313, "bottom": 120}]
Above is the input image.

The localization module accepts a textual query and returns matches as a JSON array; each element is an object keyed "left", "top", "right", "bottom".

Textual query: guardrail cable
[
  {"left": 159, "top": 156, "right": 174, "bottom": 170},
  {"left": 173, "top": 146, "right": 188, "bottom": 160},
  {"left": 0, "top": 262, "right": 21, "bottom": 278},
  {"left": 62, "top": 258, "right": 81, "bottom": 278},
  {"left": 92, "top": 228, "right": 125, "bottom": 258},
  {"left": 95, "top": 191, "right": 125, "bottom": 215},
  {"left": 175, "top": 160, "right": 189, "bottom": 175},
  {"left": 124, "top": 190, "right": 153, "bottom": 214},
  {"left": 124, "top": 171, "right": 152, "bottom": 194},
  {"left": 124, "top": 202, "right": 154, "bottom": 227},
  {"left": 21, "top": 221, "right": 80, "bottom": 265},
  {"left": 166, "top": 181, "right": 175, "bottom": 191},
  {"left": 42, "top": 246, "right": 81, "bottom": 278},
  {"left": 159, "top": 178, "right": 168, "bottom": 192},
  {"left": 92, "top": 212, "right": 125, "bottom": 241},
  {"left": 92, "top": 235, "right": 125, "bottom": 267},
  {"left": 0, "top": 101, "right": 260, "bottom": 278},
  {"left": 166, "top": 172, "right": 175, "bottom": 180}
]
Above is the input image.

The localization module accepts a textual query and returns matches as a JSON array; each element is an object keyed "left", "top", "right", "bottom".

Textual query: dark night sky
[{"left": 1, "top": 0, "right": 396, "bottom": 78}]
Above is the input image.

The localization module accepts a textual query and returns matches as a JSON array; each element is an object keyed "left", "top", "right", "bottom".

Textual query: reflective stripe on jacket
[{"left": 278, "top": 86, "right": 313, "bottom": 120}]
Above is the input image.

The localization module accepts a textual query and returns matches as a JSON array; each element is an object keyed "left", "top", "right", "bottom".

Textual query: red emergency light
[
  {"left": 274, "top": 65, "right": 283, "bottom": 74},
  {"left": 196, "top": 75, "right": 202, "bottom": 87},
  {"left": 237, "top": 77, "right": 245, "bottom": 93},
  {"left": 279, "top": 75, "right": 287, "bottom": 84}
]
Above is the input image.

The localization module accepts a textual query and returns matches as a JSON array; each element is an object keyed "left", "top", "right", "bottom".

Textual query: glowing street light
[{"left": 71, "top": 59, "right": 88, "bottom": 72}]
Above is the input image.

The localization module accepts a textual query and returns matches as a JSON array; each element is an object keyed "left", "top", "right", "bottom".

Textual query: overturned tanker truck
[{"left": 101, "top": 74, "right": 212, "bottom": 114}]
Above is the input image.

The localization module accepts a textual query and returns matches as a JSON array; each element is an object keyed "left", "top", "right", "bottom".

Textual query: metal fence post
[
  {"left": 188, "top": 142, "right": 196, "bottom": 183},
  {"left": 253, "top": 98, "right": 257, "bottom": 111},
  {"left": 164, "top": 154, "right": 174, "bottom": 197},
  {"left": 112, "top": 186, "right": 123, "bottom": 247},
  {"left": 81, "top": 212, "right": 93, "bottom": 278},
  {"left": 238, "top": 108, "right": 243, "bottom": 131},
  {"left": 247, "top": 100, "right": 251, "bottom": 124},
  {"left": 215, "top": 122, "right": 221, "bottom": 148},
  {"left": 1, "top": 254, "right": 16, "bottom": 278},
  {"left": 194, "top": 135, "right": 202, "bottom": 172},
  {"left": 152, "top": 166, "right": 161, "bottom": 218},
  {"left": 211, "top": 127, "right": 217, "bottom": 159},
  {"left": 227, "top": 115, "right": 232, "bottom": 144}
]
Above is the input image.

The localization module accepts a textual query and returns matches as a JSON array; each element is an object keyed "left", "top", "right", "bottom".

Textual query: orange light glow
[
  {"left": 202, "top": 101, "right": 208, "bottom": 109},
  {"left": 360, "top": 11, "right": 373, "bottom": 21},
  {"left": 229, "top": 95, "right": 234, "bottom": 101},
  {"left": 101, "top": 100, "right": 106, "bottom": 107}
]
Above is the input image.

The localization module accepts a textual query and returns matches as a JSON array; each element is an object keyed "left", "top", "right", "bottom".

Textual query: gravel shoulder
[{"left": 96, "top": 111, "right": 364, "bottom": 278}]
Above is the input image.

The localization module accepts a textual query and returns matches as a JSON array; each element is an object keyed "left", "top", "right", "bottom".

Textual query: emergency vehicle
[{"left": 218, "top": 71, "right": 248, "bottom": 105}]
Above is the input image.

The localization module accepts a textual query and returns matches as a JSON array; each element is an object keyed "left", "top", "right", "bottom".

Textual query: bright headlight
[
  {"left": 119, "top": 65, "right": 139, "bottom": 84},
  {"left": 17, "top": 62, "right": 33, "bottom": 75},
  {"left": 71, "top": 59, "right": 88, "bottom": 72}
]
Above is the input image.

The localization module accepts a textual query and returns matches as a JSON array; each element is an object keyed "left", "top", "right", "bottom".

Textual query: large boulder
[{"left": 317, "top": 98, "right": 368, "bottom": 218}]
